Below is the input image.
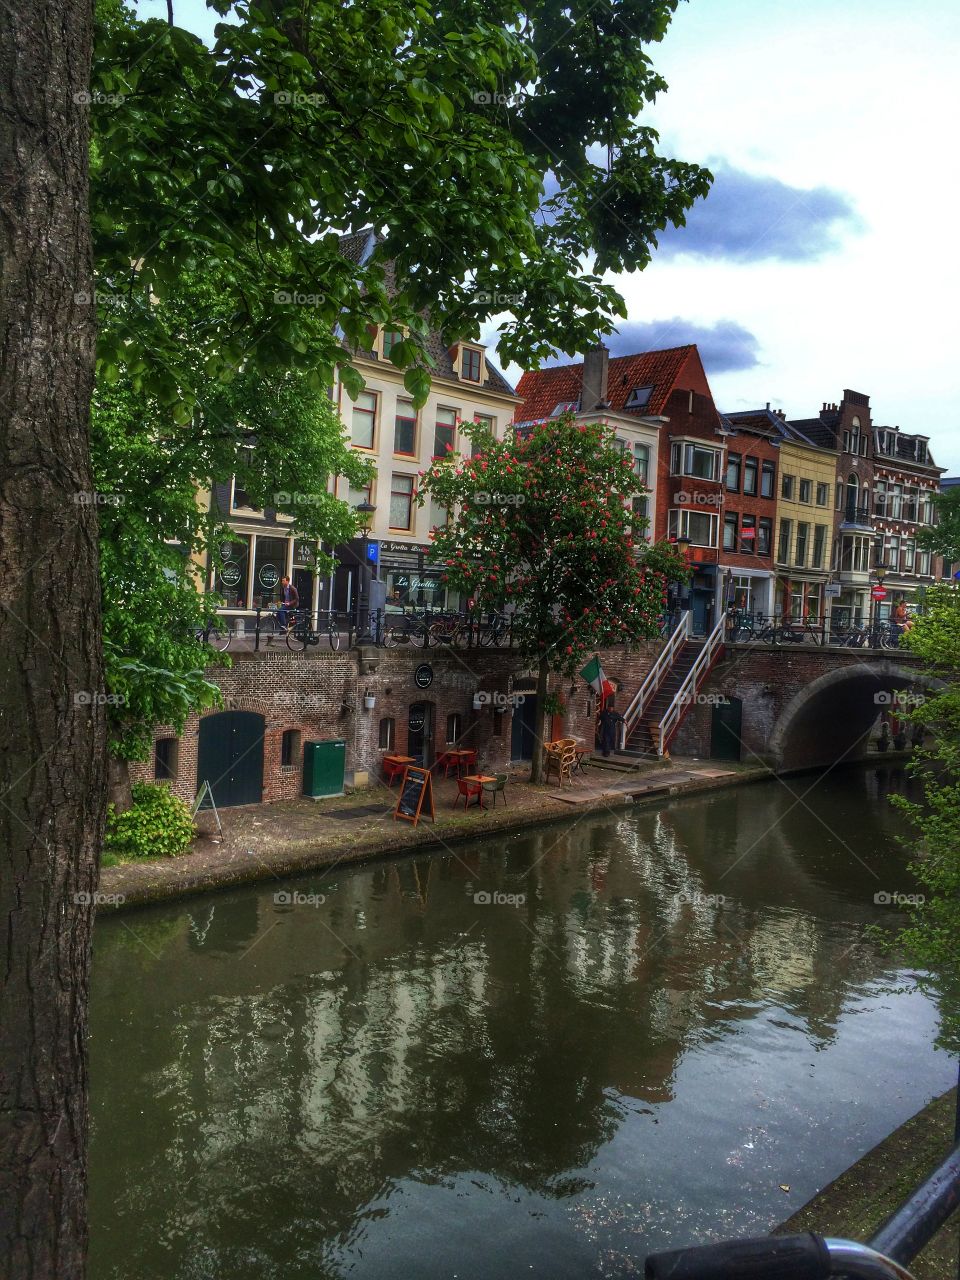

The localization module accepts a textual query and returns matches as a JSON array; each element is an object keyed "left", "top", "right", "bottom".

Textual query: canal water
[{"left": 88, "top": 766, "right": 955, "bottom": 1280}]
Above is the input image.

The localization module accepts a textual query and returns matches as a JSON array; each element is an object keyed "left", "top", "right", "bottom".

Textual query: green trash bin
[{"left": 302, "top": 739, "right": 346, "bottom": 799}]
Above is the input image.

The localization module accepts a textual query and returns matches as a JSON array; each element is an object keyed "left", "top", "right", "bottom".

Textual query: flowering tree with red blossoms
[{"left": 419, "top": 414, "right": 689, "bottom": 781}]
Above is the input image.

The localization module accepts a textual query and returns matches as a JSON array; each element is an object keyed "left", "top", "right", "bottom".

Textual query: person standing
[
  {"left": 598, "top": 697, "right": 625, "bottom": 758},
  {"left": 277, "top": 576, "right": 299, "bottom": 630}
]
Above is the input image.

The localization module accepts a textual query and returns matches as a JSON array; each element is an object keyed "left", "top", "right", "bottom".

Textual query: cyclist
[{"left": 277, "top": 576, "right": 299, "bottom": 630}]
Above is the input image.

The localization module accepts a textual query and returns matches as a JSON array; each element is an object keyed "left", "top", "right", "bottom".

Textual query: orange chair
[
  {"left": 435, "top": 751, "right": 460, "bottom": 779},
  {"left": 458, "top": 749, "right": 478, "bottom": 773},
  {"left": 453, "top": 776, "right": 483, "bottom": 809}
]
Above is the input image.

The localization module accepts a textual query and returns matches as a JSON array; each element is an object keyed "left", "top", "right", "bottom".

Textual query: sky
[{"left": 138, "top": 0, "right": 960, "bottom": 470}]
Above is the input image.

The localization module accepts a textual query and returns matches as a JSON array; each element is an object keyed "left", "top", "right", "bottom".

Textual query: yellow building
[{"left": 773, "top": 435, "right": 837, "bottom": 620}]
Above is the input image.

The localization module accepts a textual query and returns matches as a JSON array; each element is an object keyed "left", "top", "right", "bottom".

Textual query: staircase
[
  {"left": 624, "top": 640, "right": 704, "bottom": 756},
  {"left": 619, "top": 611, "right": 728, "bottom": 758}
]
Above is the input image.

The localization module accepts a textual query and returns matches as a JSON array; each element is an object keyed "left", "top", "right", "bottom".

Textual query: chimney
[{"left": 581, "top": 343, "right": 609, "bottom": 410}]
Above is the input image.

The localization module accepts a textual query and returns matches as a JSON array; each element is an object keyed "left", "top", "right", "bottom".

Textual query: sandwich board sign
[{"left": 393, "top": 765, "right": 435, "bottom": 827}]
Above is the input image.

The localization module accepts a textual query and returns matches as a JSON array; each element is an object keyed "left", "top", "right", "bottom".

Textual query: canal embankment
[
  {"left": 777, "top": 1086, "right": 959, "bottom": 1279},
  {"left": 99, "top": 757, "right": 772, "bottom": 912}
]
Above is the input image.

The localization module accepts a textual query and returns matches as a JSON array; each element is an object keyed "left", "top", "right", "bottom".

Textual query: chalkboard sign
[{"left": 393, "top": 765, "right": 435, "bottom": 827}]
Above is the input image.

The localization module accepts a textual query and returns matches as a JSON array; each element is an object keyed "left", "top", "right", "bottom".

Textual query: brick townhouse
[
  {"left": 716, "top": 408, "right": 779, "bottom": 618},
  {"left": 516, "top": 343, "right": 729, "bottom": 634}
]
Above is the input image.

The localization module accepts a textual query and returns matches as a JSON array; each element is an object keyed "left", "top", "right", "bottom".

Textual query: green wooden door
[
  {"left": 710, "top": 698, "right": 742, "bottom": 762},
  {"left": 197, "top": 711, "right": 265, "bottom": 807}
]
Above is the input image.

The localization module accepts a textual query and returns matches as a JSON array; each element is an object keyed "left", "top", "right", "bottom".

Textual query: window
[
  {"left": 394, "top": 399, "right": 417, "bottom": 455},
  {"left": 461, "top": 346, "right": 482, "bottom": 382},
  {"left": 281, "top": 729, "right": 301, "bottom": 768},
  {"left": 795, "top": 522, "right": 809, "bottom": 567},
  {"left": 429, "top": 498, "right": 450, "bottom": 531},
  {"left": 434, "top": 407, "right": 457, "bottom": 457},
  {"left": 351, "top": 391, "right": 377, "bottom": 449},
  {"left": 761, "top": 461, "right": 775, "bottom": 498},
  {"left": 631, "top": 494, "right": 649, "bottom": 530},
  {"left": 633, "top": 442, "right": 650, "bottom": 486},
  {"left": 668, "top": 509, "right": 718, "bottom": 547},
  {"left": 884, "top": 533, "right": 901, "bottom": 569},
  {"left": 903, "top": 539, "right": 916, "bottom": 572},
  {"left": 799, "top": 478, "right": 812, "bottom": 504},
  {"left": 252, "top": 535, "right": 287, "bottom": 607},
  {"left": 446, "top": 712, "right": 462, "bottom": 744},
  {"left": 815, "top": 482, "right": 828, "bottom": 506},
  {"left": 625, "top": 385, "right": 653, "bottom": 409},
  {"left": 743, "top": 457, "right": 758, "bottom": 496},
  {"left": 781, "top": 474, "right": 795, "bottom": 500},
  {"left": 778, "top": 518, "right": 792, "bottom": 563},
  {"left": 757, "top": 517, "right": 772, "bottom": 556},
  {"left": 812, "top": 524, "right": 826, "bottom": 569},
  {"left": 215, "top": 535, "right": 251, "bottom": 608},
  {"left": 835, "top": 481, "right": 843, "bottom": 511},
  {"left": 902, "top": 488, "right": 918, "bottom": 522},
  {"left": 230, "top": 477, "right": 261, "bottom": 512},
  {"left": 730, "top": 575, "right": 755, "bottom": 613},
  {"left": 154, "top": 737, "right": 178, "bottom": 781},
  {"left": 917, "top": 549, "right": 931, "bottom": 576},
  {"left": 378, "top": 717, "right": 395, "bottom": 750},
  {"left": 888, "top": 484, "right": 903, "bottom": 519},
  {"left": 723, "top": 512, "right": 738, "bottom": 551},
  {"left": 726, "top": 452, "right": 741, "bottom": 491},
  {"left": 740, "top": 513, "right": 757, "bottom": 554},
  {"left": 382, "top": 329, "right": 403, "bottom": 360},
  {"left": 671, "top": 441, "right": 721, "bottom": 480},
  {"left": 389, "top": 474, "right": 415, "bottom": 529},
  {"left": 473, "top": 412, "right": 495, "bottom": 437}
]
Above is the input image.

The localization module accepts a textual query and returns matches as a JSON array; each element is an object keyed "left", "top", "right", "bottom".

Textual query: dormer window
[
  {"left": 382, "top": 328, "right": 404, "bottom": 360},
  {"left": 461, "top": 346, "right": 482, "bottom": 382},
  {"left": 552, "top": 400, "right": 579, "bottom": 416},
  {"left": 625, "top": 385, "right": 653, "bottom": 410}
]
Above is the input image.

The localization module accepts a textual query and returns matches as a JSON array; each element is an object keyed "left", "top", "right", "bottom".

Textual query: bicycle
[
  {"left": 196, "top": 618, "right": 231, "bottom": 652},
  {"left": 477, "top": 612, "right": 512, "bottom": 647},
  {"left": 382, "top": 612, "right": 430, "bottom": 648},
  {"left": 286, "top": 610, "right": 341, "bottom": 652},
  {"left": 428, "top": 612, "right": 470, "bottom": 646}
]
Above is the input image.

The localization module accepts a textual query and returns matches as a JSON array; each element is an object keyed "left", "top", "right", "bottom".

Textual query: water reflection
[{"left": 89, "top": 768, "right": 952, "bottom": 1280}]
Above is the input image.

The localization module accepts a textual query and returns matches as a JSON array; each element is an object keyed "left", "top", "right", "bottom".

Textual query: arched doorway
[
  {"left": 197, "top": 710, "right": 265, "bottom": 807},
  {"left": 407, "top": 701, "right": 434, "bottom": 766}
]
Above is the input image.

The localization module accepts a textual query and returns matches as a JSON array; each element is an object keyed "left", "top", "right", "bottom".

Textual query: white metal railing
[
  {"left": 655, "top": 610, "right": 727, "bottom": 756},
  {"left": 619, "top": 611, "right": 691, "bottom": 751}
]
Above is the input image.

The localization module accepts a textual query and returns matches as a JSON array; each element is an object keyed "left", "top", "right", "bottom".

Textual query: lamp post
[{"left": 354, "top": 499, "right": 376, "bottom": 639}]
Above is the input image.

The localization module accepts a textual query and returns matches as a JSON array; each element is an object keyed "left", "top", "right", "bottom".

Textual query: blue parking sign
[{"left": 367, "top": 540, "right": 379, "bottom": 564}]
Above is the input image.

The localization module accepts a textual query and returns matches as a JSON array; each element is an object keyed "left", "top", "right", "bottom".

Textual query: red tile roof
[{"left": 514, "top": 345, "right": 698, "bottom": 423}]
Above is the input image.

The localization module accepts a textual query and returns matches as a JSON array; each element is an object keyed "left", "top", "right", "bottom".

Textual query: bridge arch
[{"left": 768, "top": 659, "right": 934, "bottom": 771}]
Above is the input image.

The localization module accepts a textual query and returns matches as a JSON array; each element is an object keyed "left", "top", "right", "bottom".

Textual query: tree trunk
[
  {"left": 528, "top": 656, "right": 551, "bottom": 784},
  {"left": 107, "top": 756, "right": 133, "bottom": 812},
  {"left": 0, "top": 1, "right": 103, "bottom": 1276}
]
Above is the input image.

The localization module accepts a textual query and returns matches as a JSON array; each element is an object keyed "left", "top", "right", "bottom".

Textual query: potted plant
[{"left": 363, "top": 691, "right": 376, "bottom": 711}]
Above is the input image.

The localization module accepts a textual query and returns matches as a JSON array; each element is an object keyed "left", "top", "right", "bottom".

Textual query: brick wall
[{"left": 129, "top": 639, "right": 667, "bottom": 806}]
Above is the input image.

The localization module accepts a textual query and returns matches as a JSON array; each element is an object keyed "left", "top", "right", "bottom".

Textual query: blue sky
[{"left": 137, "top": 0, "right": 960, "bottom": 470}]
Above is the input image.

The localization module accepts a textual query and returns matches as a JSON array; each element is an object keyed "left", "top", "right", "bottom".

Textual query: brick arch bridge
[{"left": 672, "top": 645, "right": 931, "bottom": 771}]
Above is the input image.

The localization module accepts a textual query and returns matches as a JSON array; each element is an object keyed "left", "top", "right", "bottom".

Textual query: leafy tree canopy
[
  {"left": 420, "top": 414, "right": 688, "bottom": 777},
  {"left": 892, "top": 582, "right": 960, "bottom": 1054},
  {"left": 918, "top": 486, "right": 960, "bottom": 564},
  {"left": 91, "top": 0, "right": 710, "bottom": 410}
]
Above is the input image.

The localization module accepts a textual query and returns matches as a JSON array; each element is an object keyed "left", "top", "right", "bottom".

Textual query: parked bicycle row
[
  {"left": 195, "top": 606, "right": 518, "bottom": 652},
  {"left": 725, "top": 611, "right": 908, "bottom": 648}
]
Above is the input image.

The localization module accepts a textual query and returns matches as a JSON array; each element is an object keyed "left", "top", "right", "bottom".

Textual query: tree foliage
[
  {"left": 917, "top": 486, "right": 960, "bottom": 566},
  {"left": 893, "top": 583, "right": 960, "bottom": 1054},
  {"left": 90, "top": 0, "right": 710, "bottom": 413},
  {"left": 420, "top": 415, "right": 689, "bottom": 777},
  {"left": 93, "top": 271, "right": 372, "bottom": 759}
]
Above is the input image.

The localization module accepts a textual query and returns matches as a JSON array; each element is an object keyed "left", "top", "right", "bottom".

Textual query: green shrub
[{"left": 104, "top": 782, "right": 195, "bottom": 861}]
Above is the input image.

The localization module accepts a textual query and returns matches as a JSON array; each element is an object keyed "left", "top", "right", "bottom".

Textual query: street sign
[
  {"left": 366, "top": 540, "right": 380, "bottom": 564},
  {"left": 872, "top": 587, "right": 887, "bottom": 600},
  {"left": 825, "top": 583, "right": 841, "bottom": 598}
]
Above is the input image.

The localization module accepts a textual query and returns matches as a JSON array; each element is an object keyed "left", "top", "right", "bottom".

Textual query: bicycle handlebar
[{"left": 644, "top": 1233, "right": 831, "bottom": 1279}]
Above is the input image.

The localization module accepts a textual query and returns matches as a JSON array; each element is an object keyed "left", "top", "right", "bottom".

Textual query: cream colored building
[{"left": 773, "top": 436, "right": 837, "bottom": 620}]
